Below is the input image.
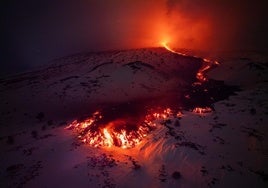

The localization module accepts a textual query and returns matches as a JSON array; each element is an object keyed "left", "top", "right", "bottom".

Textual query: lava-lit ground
[
  {"left": 0, "top": 48, "right": 267, "bottom": 188},
  {"left": 65, "top": 77, "right": 238, "bottom": 149},
  {"left": 63, "top": 47, "right": 238, "bottom": 150}
]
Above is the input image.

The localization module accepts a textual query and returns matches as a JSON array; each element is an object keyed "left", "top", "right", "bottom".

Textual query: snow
[{"left": 0, "top": 47, "right": 267, "bottom": 187}]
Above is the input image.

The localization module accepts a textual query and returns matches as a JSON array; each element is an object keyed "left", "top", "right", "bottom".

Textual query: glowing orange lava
[
  {"left": 161, "top": 42, "right": 219, "bottom": 82},
  {"left": 66, "top": 108, "right": 179, "bottom": 149},
  {"left": 192, "top": 107, "right": 213, "bottom": 114},
  {"left": 161, "top": 41, "right": 187, "bottom": 56}
]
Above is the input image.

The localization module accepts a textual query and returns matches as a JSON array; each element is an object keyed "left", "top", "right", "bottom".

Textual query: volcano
[{"left": 0, "top": 47, "right": 267, "bottom": 187}]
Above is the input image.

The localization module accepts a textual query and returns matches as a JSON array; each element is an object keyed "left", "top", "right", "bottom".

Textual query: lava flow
[
  {"left": 65, "top": 44, "right": 225, "bottom": 149},
  {"left": 161, "top": 42, "right": 219, "bottom": 82},
  {"left": 66, "top": 108, "right": 177, "bottom": 149}
]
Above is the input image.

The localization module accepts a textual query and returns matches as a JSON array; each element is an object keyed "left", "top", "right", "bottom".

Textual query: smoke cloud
[
  {"left": 165, "top": 0, "right": 268, "bottom": 51},
  {"left": 1, "top": 0, "right": 267, "bottom": 76}
]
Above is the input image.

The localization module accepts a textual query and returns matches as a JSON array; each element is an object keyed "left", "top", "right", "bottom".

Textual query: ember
[{"left": 192, "top": 107, "right": 213, "bottom": 114}]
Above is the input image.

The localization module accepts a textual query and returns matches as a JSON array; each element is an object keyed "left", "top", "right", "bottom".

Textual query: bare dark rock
[
  {"left": 7, "top": 135, "right": 14, "bottom": 144},
  {"left": 6, "top": 163, "right": 24, "bottom": 173},
  {"left": 174, "top": 119, "right": 180, "bottom": 127},
  {"left": 36, "top": 112, "right": 44, "bottom": 121},
  {"left": 201, "top": 166, "right": 208, "bottom": 176},
  {"left": 159, "top": 165, "right": 167, "bottom": 182},
  {"left": 250, "top": 108, "right": 256, "bottom": 115},
  {"left": 250, "top": 170, "right": 268, "bottom": 181},
  {"left": 132, "top": 162, "right": 141, "bottom": 170},
  {"left": 41, "top": 125, "right": 46, "bottom": 130},
  {"left": 31, "top": 130, "right": 38, "bottom": 139},
  {"left": 23, "top": 147, "right": 37, "bottom": 156},
  {"left": 47, "top": 120, "right": 53, "bottom": 126},
  {"left": 172, "top": 171, "right": 181, "bottom": 179},
  {"left": 39, "top": 134, "right": 54, "bottom": 139},
  {"left": 241, "top": 127, "right": 264, "bottom": 141},
  {"left": 87, "top": 154, "right": 117, "bottom": 170},
  {"left": 165, "top": 119, "right": 172, "bottom": 124}
]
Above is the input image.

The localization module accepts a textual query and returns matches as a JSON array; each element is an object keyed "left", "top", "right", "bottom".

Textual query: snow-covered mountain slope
[
  {"left": 0, "top": 48, "right": 202, "bottom": 127},
  {"left": 0, "top": 48, "right": 267, "bottom": 188}
]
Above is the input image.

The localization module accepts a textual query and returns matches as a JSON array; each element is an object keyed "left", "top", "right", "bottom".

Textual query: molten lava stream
[{"left": 161, "top": 42, "right": 219, "bottom": 82}]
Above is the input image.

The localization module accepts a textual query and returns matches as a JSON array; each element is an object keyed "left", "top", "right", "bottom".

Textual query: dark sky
[{"left": 1, "top": 0, "right": 267, "bottom": 76}]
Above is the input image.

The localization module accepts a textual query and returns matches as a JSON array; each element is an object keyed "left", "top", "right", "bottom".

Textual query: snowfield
[{"left": 0, "top": 47, "right": 267, "bottom": 187}]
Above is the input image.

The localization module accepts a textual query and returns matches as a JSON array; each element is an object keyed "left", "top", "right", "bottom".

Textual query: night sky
[{"left": 1, "top": 0, "right": 267, "bottom": 76}]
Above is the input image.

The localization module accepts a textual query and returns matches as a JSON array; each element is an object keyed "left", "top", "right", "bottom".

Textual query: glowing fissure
[
  {"left": 66, "top": 108, "right": 179, "bottom": 149},
  {"left": 161, "top": 42, "right": 219, "bottom": 82}
]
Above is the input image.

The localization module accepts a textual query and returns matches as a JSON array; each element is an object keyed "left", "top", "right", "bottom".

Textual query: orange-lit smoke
[
  {"left": 4, "top": 0, "right": 266, "bottom": 75},
  {"left": 88, "top": 0, "right": 266, "bottom": 52},
  {"left": 96, "top": 0, "right": 212, "bottom": 50}
]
